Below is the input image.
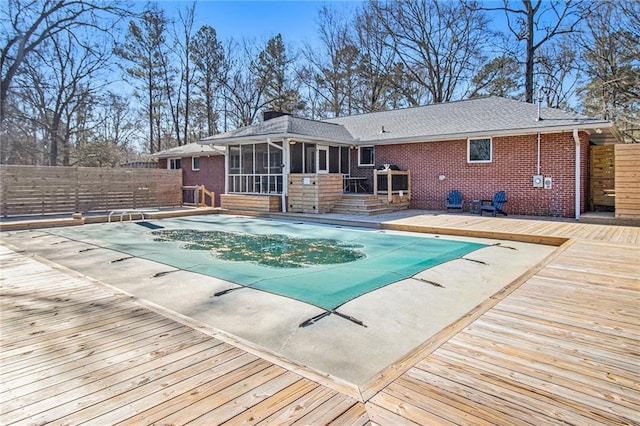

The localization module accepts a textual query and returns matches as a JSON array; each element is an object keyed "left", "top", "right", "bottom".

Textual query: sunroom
[{"left": 200, "top": 113, "right": 357, "bottom": 213}]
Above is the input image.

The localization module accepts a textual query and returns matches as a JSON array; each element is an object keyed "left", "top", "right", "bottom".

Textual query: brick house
[
  {"left": 199, "top": 97, "right": 620, "bottom": 218},
  {"left": 153, "top": 143, "right": 225, "bottom": 207}
]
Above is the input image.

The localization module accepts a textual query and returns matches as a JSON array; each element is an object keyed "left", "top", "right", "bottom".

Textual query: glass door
[{"left": 317, "top": 145, "right": 329, "bottom": 174}]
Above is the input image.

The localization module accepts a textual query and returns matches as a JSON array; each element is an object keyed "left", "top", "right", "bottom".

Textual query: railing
[
  {"left": 373, "top": 169, "right": 411, "bottom": 204},
  {"left": 182, "top": 185, "right": 215, "bottom": 207},
  {"left": 228, "top": 174, "right": 283, "bottom": 194}
]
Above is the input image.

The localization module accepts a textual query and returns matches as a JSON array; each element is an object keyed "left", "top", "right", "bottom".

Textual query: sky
[{"left": 156, "top": 0, "right": 363, "bottom": 48}]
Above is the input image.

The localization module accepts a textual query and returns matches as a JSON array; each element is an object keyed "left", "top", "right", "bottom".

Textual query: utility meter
[{"left": 533, "top": 175, "right": 544, "bottom": 188}]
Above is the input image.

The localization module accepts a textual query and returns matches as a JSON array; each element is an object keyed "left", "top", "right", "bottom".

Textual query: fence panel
[
  {"left": 615, "top": 144, "right": 640, "bottom": 219},
  {"left": 1, "top": 165, "right": 182, "bottom": 216}
]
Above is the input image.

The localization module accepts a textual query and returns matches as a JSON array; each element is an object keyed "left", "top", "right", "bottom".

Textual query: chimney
[{"left": 263, "top": 110, "right": 290, "bottom": 121}]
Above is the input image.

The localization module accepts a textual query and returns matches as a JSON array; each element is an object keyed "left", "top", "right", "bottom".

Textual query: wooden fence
[
  {"left": 615, "top": 144, "right": 640, "bottom": 219},
  {"left": 1, "top": 165, "right": 182, "bottom": 217}
]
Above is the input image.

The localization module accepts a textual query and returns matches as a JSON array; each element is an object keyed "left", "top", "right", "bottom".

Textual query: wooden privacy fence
[
  {"left": 1, "top": 165, "right": 182, "bottom": 217},
  {"left": 615, "top": 144, "right": 640, "bottom": 219}
]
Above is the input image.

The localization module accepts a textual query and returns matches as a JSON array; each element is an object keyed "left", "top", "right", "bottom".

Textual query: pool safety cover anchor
[
  {"left": 412, "top": 277, "right": 444, "bottom": 288},
  {"left": 213, "top": 287, "right": 244, "bottom": 297},
  {"left": 79, "top": 247, "right": 98, "bottom": 253},
  {"left": 492, "top": 242, "right": 518, "bottom": 250},
  {"left": 462, "top": 257, "right": 487, "bottom": 265},
  {"left": 153, "top": 270, "right": 178, "bottom": 278},
  {"left": 110, "top": 256, "right": 134, "bottom": 263},
  {"left": 299, "top": 310, "right": 367, "bottom": 328}
]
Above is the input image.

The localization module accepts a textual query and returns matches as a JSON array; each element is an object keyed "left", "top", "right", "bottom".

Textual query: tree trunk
[{"left": 525, "top": 0, "right": 535, "bottom": 103}]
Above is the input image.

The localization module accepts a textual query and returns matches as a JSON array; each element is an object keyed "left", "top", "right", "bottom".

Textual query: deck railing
[
  {"left": 373, "top": 169, "right": 411, "bottom": 204},
  {"left": 182, "top": 185, "right": 215, "bottom": 207}
]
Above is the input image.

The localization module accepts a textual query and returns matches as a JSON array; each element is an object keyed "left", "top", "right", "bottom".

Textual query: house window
[
  {"left": 358, "top": 146, "right": 375, "bottom": 166},
  {"left": 468, "top": 138, "right": 492, "bottom": 163},
  {"left": 168, "top": 158, "right": 181, "bottom": 169},
  {"left": 192, "top": 157, "right": 200, "bottom": 171}
]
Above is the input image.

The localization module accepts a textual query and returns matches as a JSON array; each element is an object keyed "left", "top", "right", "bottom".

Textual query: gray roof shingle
[
  {"left": 202, "top": 115, "right": 354, "bottom": 142},
  {"left": 152, "top": 143, "right": 225, "bottom": 158},
  {"left": 324, "top": 96, "right": 611, "bottom": 143},
  {"left": 200, "top": 97, "right": 614, "bottom": 145}
]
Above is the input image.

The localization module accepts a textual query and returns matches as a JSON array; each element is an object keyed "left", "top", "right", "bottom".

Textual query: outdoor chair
[
  {"left": 446, "top": 189, "right": 464, "bottom": 212},
  {"left": 480, "top": 190, "right": 508, "bottom": 216}
]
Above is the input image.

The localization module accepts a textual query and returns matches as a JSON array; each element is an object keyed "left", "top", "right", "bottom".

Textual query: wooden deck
[{"left": 1, "top": 214, "right": 639, "bottom": 425}]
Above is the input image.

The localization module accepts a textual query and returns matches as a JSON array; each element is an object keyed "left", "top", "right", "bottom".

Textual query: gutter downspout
[
  {"left": 224, "top": 146, "right": 229, "bottom": 201},
  {"left": 573, "top": 129, "right": 581, "bottom": 220},
  {"left": 266, "top": 138, "right": 287, "bottom": 213}
]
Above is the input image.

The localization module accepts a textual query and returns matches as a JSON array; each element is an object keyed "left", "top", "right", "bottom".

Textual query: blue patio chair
[
  {"left": 446, "top": 189, "right": 464, "bottom": 212},
  {"left": 480, "top": 190, "right": 508, "bottom": 216}
]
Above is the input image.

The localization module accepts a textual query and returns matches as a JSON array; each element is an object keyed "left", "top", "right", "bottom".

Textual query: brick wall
[
  {"left": 158, "top": 155, "right": 225, "bottom": 207},
  {"left": 352, "top": 132, "right": 589, "bottom": 218}
]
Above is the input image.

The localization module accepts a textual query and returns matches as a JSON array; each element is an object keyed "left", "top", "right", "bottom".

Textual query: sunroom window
[{"left": 228, "top": 143, "right": 283, "bottom": 194}]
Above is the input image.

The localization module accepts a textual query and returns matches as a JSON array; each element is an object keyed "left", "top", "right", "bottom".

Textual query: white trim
[
  {"left": 317, "top": 145, "right": 329, "bottom": 173},
  {"left": 573, "top": 129, "right": 581, "bottom": 220},
  {"left": 168, "top": 158, "right": 181, "bottom": 170},
  {"left": 191, "top": 156, "right": 200, "bottom": 171},
  {"left": 467, "top": 137, "right": 492, "bottom": 163}
]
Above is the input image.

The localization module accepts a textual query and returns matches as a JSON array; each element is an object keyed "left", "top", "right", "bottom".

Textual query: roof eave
[
  {"left": 358, "top": 122, "right": 616, "bottom": 145},
  {"left": 200, "top": 132, "right": 355, "bottom": 146}
]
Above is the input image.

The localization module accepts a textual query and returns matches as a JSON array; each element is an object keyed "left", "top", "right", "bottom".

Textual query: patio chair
[
  {"left": 480, "top": 190, "right": 508, "bottom": 216},
  {"left": 446, "top": 189, "right": 464, "bottom": 212}
]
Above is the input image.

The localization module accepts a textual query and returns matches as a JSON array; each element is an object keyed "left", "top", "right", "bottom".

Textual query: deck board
[
  {"left": 0, "top": 247, "right": 366, "bottom": 425},
  {"left": 2, "top": 214, "right": 639, "bottom": 425},
  {"left": 368, "top": 219, "right": 640, "bottom": 425}
]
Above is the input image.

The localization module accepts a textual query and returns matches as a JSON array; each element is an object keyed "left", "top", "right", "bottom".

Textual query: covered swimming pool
[
  {"left": 47, "top": 215, "right": 486, "bottom": 313},
  {"left": 3, "top": 214, "right": 557, "bottom": 384}
]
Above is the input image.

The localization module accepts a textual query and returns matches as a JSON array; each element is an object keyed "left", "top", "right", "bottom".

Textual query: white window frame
[
  {"left": 229, "top": 153, "right": 240, "bottom": 171},
  {"left": 168, "top": 158, "right": 181, "bottom": 169},
  {"left": 192, "top": 156, "right": 200, "bottom": 171},
  {"left": 467, "top": 137, "right": 492, "bottom": 163},
  {"left": 358, "top": 146, "right": 375, "bottom": 166}
]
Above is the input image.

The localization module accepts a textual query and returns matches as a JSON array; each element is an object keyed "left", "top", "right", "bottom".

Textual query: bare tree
[
  {"left": 372, "top": 0, "right": 491, "bottom": 104},
  {"left": 484, "top": 0, "right": 590, "bottom": 103},
  {"left": 220, "top": 39, "right": 268, "bottom": 127},
  {"left": 578, "top": 1, "right": 639, "bottom": 142},
  {"left": 12, "top": 29, "right": 110, "bottom": 165},
  {"left": 303, "top": 4, "right": 359, "bottom": 117},
  {"left": 0, "top": 0, "right": 131, "bottom": 124},
  {"left": 353, "top": 5, "right": 401, "bottom": 112}
]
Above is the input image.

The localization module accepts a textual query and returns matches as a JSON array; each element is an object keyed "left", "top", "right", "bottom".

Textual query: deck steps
[{"left": 330, "top": 194, "right": 407, "bottom": 216}]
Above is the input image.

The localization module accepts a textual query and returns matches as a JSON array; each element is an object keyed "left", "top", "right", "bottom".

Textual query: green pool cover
[{"left": 48, "top": 216, "right": 486, "bottom": 311}]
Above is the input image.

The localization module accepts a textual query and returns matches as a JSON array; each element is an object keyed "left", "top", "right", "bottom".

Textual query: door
[{"left": 317, "top": 145, "right": 329, "bottom": 174}]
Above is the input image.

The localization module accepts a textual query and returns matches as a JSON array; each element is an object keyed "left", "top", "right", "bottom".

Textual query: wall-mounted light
[
  {"left": 438, "top": 174, "right": 446, "bottom": 181},
  {"left": 289, "top": 139, "right": 297, "bottom": 145}
]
